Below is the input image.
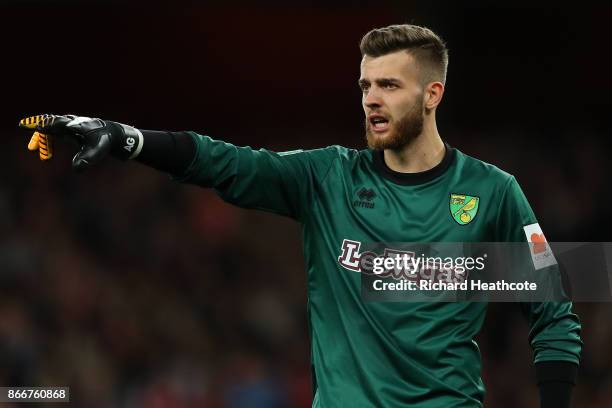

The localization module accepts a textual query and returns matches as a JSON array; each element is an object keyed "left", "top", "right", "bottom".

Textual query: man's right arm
[
  {"left": 20, "top": 114, "right": 338, "bottom": 222},
  {"left": 166, "top": 131, "right": 339, "bottom": 221}
]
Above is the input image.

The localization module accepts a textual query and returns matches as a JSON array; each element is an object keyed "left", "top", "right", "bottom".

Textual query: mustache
[{"left": 366, "top": 112, "right": 391, "bottom": 120}]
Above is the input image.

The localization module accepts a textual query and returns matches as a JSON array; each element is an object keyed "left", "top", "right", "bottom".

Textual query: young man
[{"left": 21, "top": 24, "right": 581, "bottom": 408}]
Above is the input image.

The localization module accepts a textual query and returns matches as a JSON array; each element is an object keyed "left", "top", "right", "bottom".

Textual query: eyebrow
[{"left": 358, "top": 78, "right": 403, "bottom": 88}]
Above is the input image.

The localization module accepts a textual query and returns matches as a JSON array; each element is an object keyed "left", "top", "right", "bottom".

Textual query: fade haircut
[{"left": 360, "top": 24, "right": 449, "bottom": 86}]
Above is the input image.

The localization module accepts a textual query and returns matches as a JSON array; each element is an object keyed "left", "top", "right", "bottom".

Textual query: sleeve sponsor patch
[{"left": 523, "top": 222, "right": 557, "bottom": 270}]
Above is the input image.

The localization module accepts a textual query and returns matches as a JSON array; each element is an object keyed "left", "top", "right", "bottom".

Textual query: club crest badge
[{"left": 450, "top": 194, "right": 480, "bottom": 225}]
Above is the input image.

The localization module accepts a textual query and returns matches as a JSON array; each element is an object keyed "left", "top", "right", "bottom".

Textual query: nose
[{"left": 363, "top": 87, "right": 382, "bottom": 109}]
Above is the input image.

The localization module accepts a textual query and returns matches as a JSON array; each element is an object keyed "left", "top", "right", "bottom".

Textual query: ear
[{"left": 424, "top": 81, "right": 445, "bottom": 110}]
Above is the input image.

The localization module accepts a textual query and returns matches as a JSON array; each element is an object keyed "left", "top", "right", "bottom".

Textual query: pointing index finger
[
  {"left": 19, "top": 114, "right": 69, "bottom": 132},
  {"left": 19, "top": 114, "right": 48, "bottom": 130}
]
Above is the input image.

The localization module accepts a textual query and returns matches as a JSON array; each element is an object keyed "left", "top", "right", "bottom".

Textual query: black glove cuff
[{"left": 135, "top": 130, "right": 196, "bottom": 175}]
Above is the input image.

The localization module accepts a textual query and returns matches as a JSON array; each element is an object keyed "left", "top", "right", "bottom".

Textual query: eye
[{"left": 384, "top": 83, "right": 398, "bottom": 89}]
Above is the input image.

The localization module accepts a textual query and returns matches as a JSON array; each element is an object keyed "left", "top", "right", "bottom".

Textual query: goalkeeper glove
[{"left": 19, "top": 114, "right": 143, "bottom": 172}]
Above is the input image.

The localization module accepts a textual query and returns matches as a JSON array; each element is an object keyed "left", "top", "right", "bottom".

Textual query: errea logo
[{"left": 353, "top": 187, "right": 376, "bottom": 209}]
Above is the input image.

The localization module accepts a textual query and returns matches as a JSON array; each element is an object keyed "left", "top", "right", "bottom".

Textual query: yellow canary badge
[{"left": 450, "top": 194, "right": 480, "bottom": 225}]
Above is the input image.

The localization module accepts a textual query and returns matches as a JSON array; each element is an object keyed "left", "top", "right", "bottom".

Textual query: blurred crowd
[
  {"left": 0, "top": 143, "right": 313, "bottom": 407},
  {"left": 0, "top": 127, "right": 610, "bottom": 408}
]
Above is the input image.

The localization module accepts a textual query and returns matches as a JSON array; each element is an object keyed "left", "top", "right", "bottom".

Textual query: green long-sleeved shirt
[{"left": 178, "top": 133, "right": 581, "bottom": 407}]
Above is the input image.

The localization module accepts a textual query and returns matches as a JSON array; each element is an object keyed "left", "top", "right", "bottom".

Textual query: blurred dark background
[{"left": 0, "top": 2, "right": 611, "bottom": 407}]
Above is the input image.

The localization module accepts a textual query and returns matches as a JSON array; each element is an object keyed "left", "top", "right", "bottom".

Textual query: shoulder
[
  {"left": 455, "top": 148, "right": 515, "bottom": 188},
  {"left": 297, "top": 145, "right": 372, "bottom": 170},
  {"left": 321, "top": 145, "right": 373, "bottom": 164},
  {"left": 317, "top": 145, "right": 365, "bottom": 159}
]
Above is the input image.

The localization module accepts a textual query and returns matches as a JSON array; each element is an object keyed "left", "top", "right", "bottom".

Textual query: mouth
[{"left": 368, "top": 114, "right": 390, "bottom": 133}]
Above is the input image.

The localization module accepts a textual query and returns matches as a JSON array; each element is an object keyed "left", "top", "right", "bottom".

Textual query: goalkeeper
[{"left": 20, "top": 24, "right": 581, "bottom": 408}]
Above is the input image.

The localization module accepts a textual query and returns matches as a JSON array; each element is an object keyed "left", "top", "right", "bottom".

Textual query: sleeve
[
  {"left": 495, "top": 176, "right": 583, "bottom": 366},
  {"left": 174, "top": 132, "right": 338, "bottom": 222}
]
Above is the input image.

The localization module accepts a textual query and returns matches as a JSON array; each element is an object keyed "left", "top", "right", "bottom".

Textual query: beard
[{"left": 365, "top": 96, "right": 425, "bottom": 150}]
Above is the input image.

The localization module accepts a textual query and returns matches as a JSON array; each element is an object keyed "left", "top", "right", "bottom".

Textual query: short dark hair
[{"left": 360, "top": 24, "right": 449, "bottom": 85}]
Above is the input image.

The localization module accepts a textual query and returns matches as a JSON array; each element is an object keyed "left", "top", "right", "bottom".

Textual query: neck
[{"left": 383, "top": 116, "right": 445, "bottom": 173}]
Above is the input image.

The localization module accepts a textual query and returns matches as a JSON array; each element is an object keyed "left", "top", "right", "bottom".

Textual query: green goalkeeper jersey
[{"left": 178, "top": 133, "right": 582, "bottom": 408}]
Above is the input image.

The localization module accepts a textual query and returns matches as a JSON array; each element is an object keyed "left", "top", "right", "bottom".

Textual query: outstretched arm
[{"left": 19, "top": 114, "right": 337, "bottom": 221}]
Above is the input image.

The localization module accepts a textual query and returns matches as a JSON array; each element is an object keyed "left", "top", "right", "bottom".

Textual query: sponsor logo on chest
[{"left": 337, "top": 239, "right": 468, "bottom": 283}]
